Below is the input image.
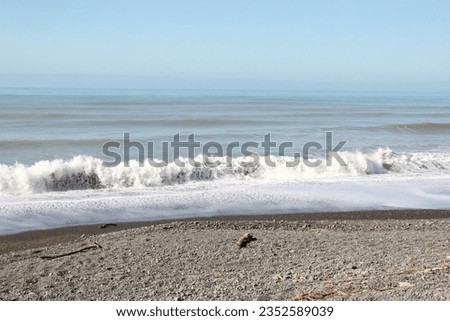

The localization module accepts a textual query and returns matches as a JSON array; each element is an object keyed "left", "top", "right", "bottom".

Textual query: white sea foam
[
  {"left": 0, "top": 149, "right": 450, "bottom": 235},
  {"left": 0, "top": 174, "right": 450, "bottom": 235},
  {"left": 0, "top": 148, "right": 449, "bottom": 195}
]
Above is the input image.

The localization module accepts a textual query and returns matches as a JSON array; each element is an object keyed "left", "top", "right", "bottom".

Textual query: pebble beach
[{"left": 1, "top": 210, "right": 449, "bottom": 301}]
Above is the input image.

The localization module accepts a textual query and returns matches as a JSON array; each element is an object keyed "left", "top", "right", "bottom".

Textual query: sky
[{"left": 0, "top": 0, "right": 449, "bottom": 91}]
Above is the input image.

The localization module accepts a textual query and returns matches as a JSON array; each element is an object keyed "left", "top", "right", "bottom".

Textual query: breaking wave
[
  {"left": 334, "top": 122, "right": 450, "bottom": 133},
  {"left": 1, "top": 148, "right": 450, "bottom": 194},
  {"left": 385, "top": 122, "right": 450, "bottom": 132}
]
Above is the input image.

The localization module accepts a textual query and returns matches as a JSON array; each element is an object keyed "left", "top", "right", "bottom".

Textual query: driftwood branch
[
  {"left": 100, "top": 223, "right": 118, "bottom": 229},
  {"left": 292, "top": 261, "right": 450, "bottom": 300},
  {"left": 293, "top": 286, "right": 393, "bottom": 301},
  {"left": 41, "top": 242, "right": 102, "bottom": 260}
]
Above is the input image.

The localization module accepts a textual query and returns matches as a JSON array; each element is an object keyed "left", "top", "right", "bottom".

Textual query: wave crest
[{"left": 0, "top": 149, "right": 449, "bottom": 194}]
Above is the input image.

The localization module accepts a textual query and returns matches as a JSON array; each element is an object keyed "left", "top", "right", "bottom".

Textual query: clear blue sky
[{"left": 0, "top": 0, "right": 449, "bottom": 91}]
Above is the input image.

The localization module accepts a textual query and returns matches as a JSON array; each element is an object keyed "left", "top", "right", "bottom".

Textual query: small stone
[
  {"left": 398, "top": 282, "right": 414, "bottom": 287},
  {"left": 236, "top": 233, "right": 257, "bottom": 248}
]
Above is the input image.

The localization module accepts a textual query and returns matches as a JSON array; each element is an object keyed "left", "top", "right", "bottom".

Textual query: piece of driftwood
[
  {"left": 236, "top": 233, "right": 257, "bottom": 248},
  {"left": 321, "top": 262, "right": 450, "bottom": 286},
  {"left": 100, "top": 223, "right": 118, "bottom": 229},
  {"left": 292, "top": 260, "right": 450, "bottom": 300},
  {"left": 41, "top": 242, "right": 102, "bottom": 260},
  {"left": 293, "top": 287, "right": 393, "bottom": 301}
]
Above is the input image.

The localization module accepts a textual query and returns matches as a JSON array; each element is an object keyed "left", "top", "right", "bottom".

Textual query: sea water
[{"left": 1, "top": 88, "right": 450, "bottom": 234}]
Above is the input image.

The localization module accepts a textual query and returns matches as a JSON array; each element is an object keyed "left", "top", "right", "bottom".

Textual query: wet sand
[{"left": 1, "top": 210, "right": 449, "bottom": 300}]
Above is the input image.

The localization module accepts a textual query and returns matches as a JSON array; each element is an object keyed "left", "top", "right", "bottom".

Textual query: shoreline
[{"left": 1, "top": 209, "right": 450, "bottom": 255}]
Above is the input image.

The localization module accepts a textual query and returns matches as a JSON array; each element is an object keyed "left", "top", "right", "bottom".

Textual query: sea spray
[{"left": 0, "top": 149, "right": 449, "bottom": 195}]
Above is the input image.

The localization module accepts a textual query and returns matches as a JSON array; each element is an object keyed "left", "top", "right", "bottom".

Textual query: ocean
[{"left": 1, "top": 88, "right": 450, "bottom": 235}]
